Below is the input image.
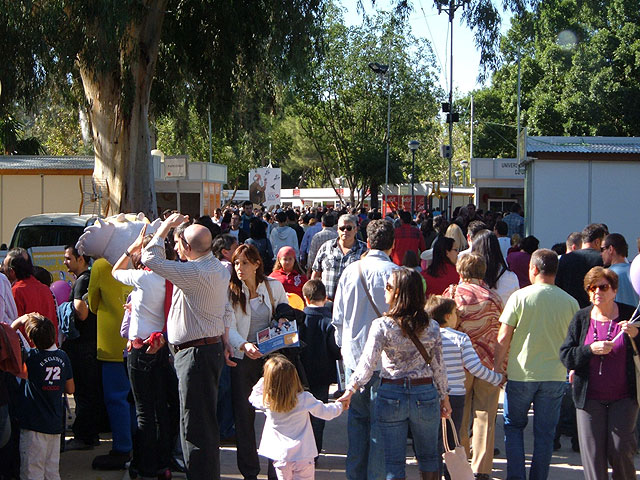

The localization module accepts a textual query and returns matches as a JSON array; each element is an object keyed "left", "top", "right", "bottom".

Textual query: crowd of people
[{"left": 0, "top": 199, "right": 639, "bottom": 480}]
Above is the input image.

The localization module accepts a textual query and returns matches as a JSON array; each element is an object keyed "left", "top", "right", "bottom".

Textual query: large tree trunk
[{"left": 79, "top": 1, "right": 166, "bottom": 217}]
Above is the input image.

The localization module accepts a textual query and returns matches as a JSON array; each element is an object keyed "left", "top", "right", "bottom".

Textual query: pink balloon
[
  {"left": 50, "top": 280, "right": 72, "bottom": 306},
  {"left": 630, "top": 256, "right": 640, "bottom": 297}
]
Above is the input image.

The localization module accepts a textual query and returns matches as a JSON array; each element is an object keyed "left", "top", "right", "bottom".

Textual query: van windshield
[{"left": 11, "top": 226, "right": 86, "bottom": 250}]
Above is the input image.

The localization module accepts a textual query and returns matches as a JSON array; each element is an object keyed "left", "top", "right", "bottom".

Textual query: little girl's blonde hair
[{"left": 263, "top": 355, "right": 304, "bottom": 413}]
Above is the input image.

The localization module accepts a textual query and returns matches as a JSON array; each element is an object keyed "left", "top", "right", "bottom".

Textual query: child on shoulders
[{"left": 12, "top": 313, "right": 74, "bottom": 480}]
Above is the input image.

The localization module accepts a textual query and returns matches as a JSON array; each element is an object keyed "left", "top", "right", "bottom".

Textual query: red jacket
[
  {"left": 391, "top": 224, "right": 426, "bottom": 266},
  {"left": 269, "top": 269, "right": 308, "bottom": 299},
  {"left": 12, "top": 276, "right": 58, "bottom": 346}
]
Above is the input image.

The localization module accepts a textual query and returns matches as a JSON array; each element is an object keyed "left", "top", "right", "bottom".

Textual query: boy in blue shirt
[{"left": 12, "top": 313, "right": 74, "bottom": 480}]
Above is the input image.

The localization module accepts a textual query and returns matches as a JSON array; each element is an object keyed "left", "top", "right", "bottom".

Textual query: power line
[{"left": 416, "top": 0, "right": 446, "bottom": 86}]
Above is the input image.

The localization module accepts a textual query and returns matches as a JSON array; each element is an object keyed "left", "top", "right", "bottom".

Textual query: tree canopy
[{"left": 465, "top": 0, "right": 640, "bottom": 158}]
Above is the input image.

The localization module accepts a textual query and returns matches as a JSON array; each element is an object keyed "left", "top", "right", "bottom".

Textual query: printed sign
[
  {"left": 249, "top": 167, "right": 281, "bottom": 207},
  {"left": 256, "top": 320, "right": 300, "bottom": 355},
  {"left": 30, "top": 246, "right": 75, "bottom": 284},
  {"left": 165, "top": 157, "right": 188, "bottom": 179}
]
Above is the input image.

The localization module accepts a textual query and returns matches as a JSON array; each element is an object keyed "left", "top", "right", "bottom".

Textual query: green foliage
[
  {"left": 290, "top": 7, "right": 443, "bottom": 205},
  {"left": 466, "top": 0, "right": 640, "bottom": 158}
]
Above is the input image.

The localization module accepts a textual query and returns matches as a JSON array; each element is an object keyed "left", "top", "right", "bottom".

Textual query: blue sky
[{"left": 342, "top": 0, "right": 513, "bottom": 95}]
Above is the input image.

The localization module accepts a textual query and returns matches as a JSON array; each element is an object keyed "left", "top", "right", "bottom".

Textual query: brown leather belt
[
  {"left": 381, "top": 377, "right": 433, "bottom": 386},
  {"left": 173, "top": 336, "right": 221, "bottom": 352}
]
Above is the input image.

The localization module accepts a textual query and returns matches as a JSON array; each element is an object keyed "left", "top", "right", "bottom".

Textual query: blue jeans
[
  {"left": 344, "top": 368, "right": 385, "bottom": 480},
  {"left": 101, "top": 361, "right": 136, "bottom": 454},
  {"left": 376, "top": 382, "right": 440, "bottom": 479},
  {"left": 503, "top": 380, "right": 564, "bottom": 480}
]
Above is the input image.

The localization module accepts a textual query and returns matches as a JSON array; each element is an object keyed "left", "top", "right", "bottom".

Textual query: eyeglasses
[
  {"left": 385, "top": 283, "right": 394, "bottom": 291},
  {"left": 588, "top": 283, "right": 611, "bottom": 293},
  {"left": 601, "top": 245, "right": 609, "bottom": 252},
  {"left": 338, "top": 225, "right": 354, "bottom": 232},
  {"left": 179, "top": 233, "right": 190, "bottom": 249}
]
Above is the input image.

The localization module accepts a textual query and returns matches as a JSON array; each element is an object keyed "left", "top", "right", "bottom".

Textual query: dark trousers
[
  {"left": 63, "top": 340, "right": 105, "bottom": 443},
  {"left": 174, "top": 342, "right": 223, "bottom": 480},
  {"left": 128, "top": 345, "right": 172, "bottom": 477},
  {"left": 308, "top": 384, "right": 330, "bottom": 456},
  {"left": 217, "top": 364, "right": 235, "bottom": 439},
  {"left": 230, "top": 356, "right": 277, "bottom": 480},
  {"left": 576, "top": 397, "right": 638, "bottom": 480}
]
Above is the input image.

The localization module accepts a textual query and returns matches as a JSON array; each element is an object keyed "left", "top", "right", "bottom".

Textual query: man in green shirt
[{"left": 494, "top": 248, "right": 579, "bottom": 480}]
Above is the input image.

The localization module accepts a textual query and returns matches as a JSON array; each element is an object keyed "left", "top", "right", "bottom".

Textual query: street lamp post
[
  {"left": 408, "top": 140, "right": 420, "bottom": 216},
  {"left": 460, "top": 159, "right": 469, "bottom": 186},
  {"left": 369, "top": 61, "right": 391, "bottom": 216},
  {"left": 436, "top": 0, "right": 470, "bottom": 219}
]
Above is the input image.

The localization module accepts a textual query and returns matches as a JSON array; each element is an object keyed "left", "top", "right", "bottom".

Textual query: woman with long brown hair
[
  {"left": 339, "top": 267, "right": 450, "bottom": 480},
  {"left": 227, "top": 243, "right": 288, "bottom": 480}
]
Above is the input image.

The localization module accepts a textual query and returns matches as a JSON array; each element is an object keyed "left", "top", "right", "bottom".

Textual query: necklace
[{"left": 593, "top": 319, "right": 614, "bottom": 375}]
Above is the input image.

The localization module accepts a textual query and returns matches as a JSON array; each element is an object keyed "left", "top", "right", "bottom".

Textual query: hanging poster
[{"left": 249, "top": 168, "right": 281, "bottom": 207}]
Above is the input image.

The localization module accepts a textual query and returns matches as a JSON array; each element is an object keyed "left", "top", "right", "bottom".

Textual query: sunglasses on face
[
  {"left": 338, "top": 225, "right": 354, "bottom": 232},
  {"left": 179, "top": 233, "right": 190, "bottom": 249},
  {"left": 588, "top": 283, "right": 611, "bottom": 293}
]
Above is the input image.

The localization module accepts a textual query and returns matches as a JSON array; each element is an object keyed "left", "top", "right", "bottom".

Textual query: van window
[{"left": 11, "top": 226, "right": 86, "bottom": 250}]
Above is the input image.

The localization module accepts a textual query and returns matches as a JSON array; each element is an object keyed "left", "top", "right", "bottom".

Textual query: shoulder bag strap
[
  {"left": 406, "top": 328, "right": 432, "bottom": 366},
  {"left": 264, "top": 279, "right": 276, "bottom": 313},
  {"left": 358, "top": 262, "right": 382, "bottom": 318}
]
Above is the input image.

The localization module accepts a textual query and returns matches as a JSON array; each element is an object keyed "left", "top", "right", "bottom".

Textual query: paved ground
[{"left": 58, "top": 392, "right": 640, "bottom": 479}]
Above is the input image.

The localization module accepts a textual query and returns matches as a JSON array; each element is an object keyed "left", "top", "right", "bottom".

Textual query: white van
[{"left": 9, "top": 214, "right": 98, "bottom": 250}]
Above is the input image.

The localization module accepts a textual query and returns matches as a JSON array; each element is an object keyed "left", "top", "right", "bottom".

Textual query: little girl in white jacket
[{"left": 249, "top": 355, "right": 345, "bottom": 479}]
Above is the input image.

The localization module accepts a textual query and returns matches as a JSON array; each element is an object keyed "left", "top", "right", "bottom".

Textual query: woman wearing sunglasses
[
  {"left": 339, "top": 267, "right": 451, "bottom": 480},
  {"left": 560, "top": 266, "right": 640, "bottom": 480}
]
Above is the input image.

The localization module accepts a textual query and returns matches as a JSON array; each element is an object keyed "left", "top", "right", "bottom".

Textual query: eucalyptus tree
[{"left": 1, "top": 0, "right": 323, "bottom": 214}]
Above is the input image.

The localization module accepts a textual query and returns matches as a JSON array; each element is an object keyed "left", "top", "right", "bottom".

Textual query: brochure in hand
[{"left": 256, "top": 320, "right": 300, "bottom": 355}]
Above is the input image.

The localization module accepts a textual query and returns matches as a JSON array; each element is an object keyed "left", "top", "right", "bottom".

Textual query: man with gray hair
[
  {"left": 312, "top": 214, "right": 367, "bottom": 300},
  {"left": 306, "top": 214, "right": 338, "bottom": 277}
]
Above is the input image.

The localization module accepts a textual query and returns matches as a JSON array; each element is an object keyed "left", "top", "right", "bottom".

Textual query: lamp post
[
  {"left": 454, "top": 170, "right": 461, "bottom": 185},
  {"left": 436, "top": 0, "right": 470, "bottom": 219},
  {"left": 369, "top": 61, "right": 391, "bottom": 216},
  {"left": 408, "top": 140, "right": 420, "bottom": 216},
  {"left": 460, "top": 159, "right": 469, "bottom": 186}
]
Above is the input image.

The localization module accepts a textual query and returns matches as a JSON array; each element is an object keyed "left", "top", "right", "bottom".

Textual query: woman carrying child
[{"left": 249, "top": 355, "right": 344, "bottom": 480}]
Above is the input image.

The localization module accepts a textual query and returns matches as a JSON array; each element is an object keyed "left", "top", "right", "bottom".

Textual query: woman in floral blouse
[{"left": 339, "top": 267, "right": 451, "bottom": 480}]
